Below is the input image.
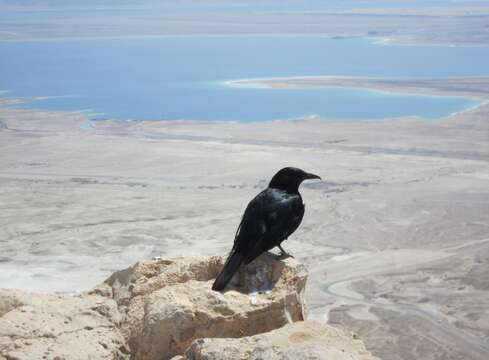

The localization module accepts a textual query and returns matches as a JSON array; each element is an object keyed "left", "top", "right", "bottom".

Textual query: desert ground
[
  {"left": 233, "top": 77, "right": 489, "bottom": 101},
  {"left": 1, "top": 1, "right": 489, "bottom": 46},
  {"left": 1, "top": 83, "right": 488, "bottom": 359}
]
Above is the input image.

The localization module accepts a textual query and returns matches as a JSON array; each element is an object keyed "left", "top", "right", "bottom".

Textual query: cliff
[{"left": 0, "top": 254, "right": 377, "bottom": 360}]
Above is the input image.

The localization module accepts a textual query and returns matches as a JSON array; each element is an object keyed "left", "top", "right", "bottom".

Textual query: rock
[
  {"left": 0, "top": 289, "right": 26, "bottom": 316},
  {"left": 102, "top": 253, "right": 307, "bottom": 360},
  {"left": 0, "top": 289, "right": 128, "bottom": 360},
  {"left": 1, "top": 255, "right": 378, "bottom": 360},
  {"left": 178, "top": 320, "right": 378, "bottom": 360}
]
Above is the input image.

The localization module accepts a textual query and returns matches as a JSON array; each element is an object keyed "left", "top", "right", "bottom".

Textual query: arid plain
[{"left": 1, "top": 88, "right": 488, "bottom": 359}]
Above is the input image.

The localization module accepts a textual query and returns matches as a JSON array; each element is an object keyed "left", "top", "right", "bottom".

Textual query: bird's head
[{"left": 269, "top": 167, "right": 321, "bottom": 193}]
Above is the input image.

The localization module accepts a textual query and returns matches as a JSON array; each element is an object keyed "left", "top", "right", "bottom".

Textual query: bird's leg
[
  {"left": 238, "top": 268, "right": 245, "bottom": 288},
  {"left": 278, "top": 244, "right": 294, "bottom": 259}
]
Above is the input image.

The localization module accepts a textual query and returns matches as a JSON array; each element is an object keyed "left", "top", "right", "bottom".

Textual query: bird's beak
[{"left": 305, "top": 173, "right": 321, "bottom": 180}]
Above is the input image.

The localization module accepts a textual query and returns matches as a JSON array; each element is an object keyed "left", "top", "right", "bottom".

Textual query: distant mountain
[{"left": 0, "top": 0, "right": 154, "bottom": 8}]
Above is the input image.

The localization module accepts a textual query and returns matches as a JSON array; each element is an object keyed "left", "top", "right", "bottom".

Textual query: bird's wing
[
  {"left": 232, "top": 188, "right": 304, "bottom": 264},
  {"left": 232, "top": 190, "right": 267, "bottom": 248}
]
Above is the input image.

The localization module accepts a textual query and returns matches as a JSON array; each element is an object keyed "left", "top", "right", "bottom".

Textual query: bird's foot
[
  {"left": 279, "top": 251, "right": 294, "bottom": 259},
  {"left": 278, "top": 245, "right": 294, "bottom": 259}
]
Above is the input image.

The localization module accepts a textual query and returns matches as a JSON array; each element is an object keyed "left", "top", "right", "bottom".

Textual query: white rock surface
[
  {"left": 176, "top": 320, "right": 378, "bottom": 360},
  {"left": 0, "top": 289, "right": 127, "bottom": 360},
  {"left": 1, "top": 255, "right": 377, "bottom": 360},
  {"left": 102, "top": 253, "right": 308, "bottom": 360}
]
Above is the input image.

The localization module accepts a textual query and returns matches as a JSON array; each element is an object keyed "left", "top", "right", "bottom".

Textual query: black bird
[{"left": 212, "top": 167, "right": 321, "bottom": 291}]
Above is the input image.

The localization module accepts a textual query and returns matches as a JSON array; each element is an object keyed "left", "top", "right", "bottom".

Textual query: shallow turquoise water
[{"left": 0, "top": 36, "right": 486, "bottom": 122}]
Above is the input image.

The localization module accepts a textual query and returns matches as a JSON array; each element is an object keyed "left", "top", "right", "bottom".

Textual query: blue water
[{"left": 0, "top": 36, "right": 486, "bottom": 122}]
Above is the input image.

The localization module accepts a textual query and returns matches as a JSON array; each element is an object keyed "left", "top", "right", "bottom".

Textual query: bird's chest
[{"left": 266, "top": 196, "right": 304, "bottom": 228}]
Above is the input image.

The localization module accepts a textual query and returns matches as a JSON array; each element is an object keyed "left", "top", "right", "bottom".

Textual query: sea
[{"left": 0, "top": 36, "right": 487, "bottom": 122}]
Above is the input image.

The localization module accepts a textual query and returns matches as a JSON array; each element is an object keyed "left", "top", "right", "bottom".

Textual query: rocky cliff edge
[{"left": 0, "top": 254, "right": 377, "bottom": 360}]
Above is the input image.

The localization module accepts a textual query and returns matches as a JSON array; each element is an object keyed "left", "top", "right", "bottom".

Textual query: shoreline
[
  {"left": 226, "top": 75, "right": 489, "bottom": 97},
  {"left": 0, "top": 33, "right": 368, "bottom": 43},
  {"left": 1, "top": 33, "right": 489, "bottom": 48},
  {"left": 1, "top": 93, "right": 483, "bottom": 127},
  {"left": 226, "top": 75, "right": 489, "bottom": 117},
  {"left": 3, "top": 74, "right": 488, "bottom": 126}
]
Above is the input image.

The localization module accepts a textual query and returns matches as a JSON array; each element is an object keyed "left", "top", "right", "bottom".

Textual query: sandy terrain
[
  {"left": 231, "top": 76, "right": 489, "bottom": 100},
  {"left": 1, "top": 85, "right": 488, "bottom": 359},
  {"left": 0, "top": 6, "right": 488, "bottom": 46}
]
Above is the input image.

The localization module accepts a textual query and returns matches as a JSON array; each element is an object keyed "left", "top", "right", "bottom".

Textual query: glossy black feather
[
  {"left": 237, "top": 188, "right": 304, "bottom": 264},
  {"left": 212, "top": 167, "right": 320, "bottom": 291}
]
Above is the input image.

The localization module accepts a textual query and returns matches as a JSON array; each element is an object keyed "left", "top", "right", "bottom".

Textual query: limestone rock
[
  {"left": 0, "top": 289, "right": 128, "bottom": 360},
  {"left": 0, "top": 289, "right": 26, "bottom": 317},
  {"left": 178, "top": 320, "right": 378, "bottom": 360},
  {"left": 1, "top": 255, "right": 378, "bottom": 360},
  {"left": 102, "top": 253, "right": 308, "bottom": 360}
]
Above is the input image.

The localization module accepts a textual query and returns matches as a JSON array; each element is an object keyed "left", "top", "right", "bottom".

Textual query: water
[{"left": 0, "top": 36, "right": 486, "bottom": 122}]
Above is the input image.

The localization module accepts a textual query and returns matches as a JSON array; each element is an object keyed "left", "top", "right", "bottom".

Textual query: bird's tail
[{"left": 212, "top": 251, "right": 244, "bottom": 291}]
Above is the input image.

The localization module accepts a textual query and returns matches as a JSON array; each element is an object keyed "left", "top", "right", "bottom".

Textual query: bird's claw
[
  {"left": 278, "top": 245, "right": 294, "bottom": 259},
  {"left": 279, "top": 252, "right": 294, "bottom": 259}
]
